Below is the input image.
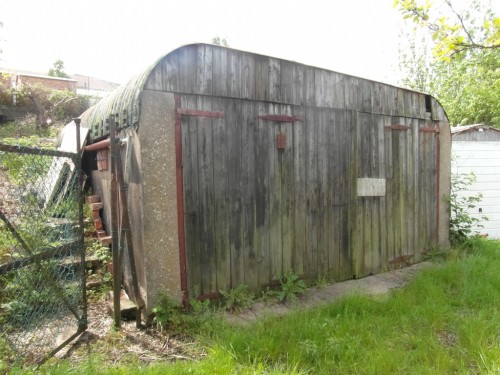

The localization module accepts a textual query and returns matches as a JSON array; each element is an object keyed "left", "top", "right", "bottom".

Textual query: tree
[
  {"left": 394, "top": 0, "right": 500, "bottom": 60},
  {"left": 48, "top": 59, "right": 70, "bottom": 78},
  {"left": 211, "top": 36, "right": 229, "bottom": 47},
  {"left": 397, "top": 0, "right": 500, "bottom": 127}
]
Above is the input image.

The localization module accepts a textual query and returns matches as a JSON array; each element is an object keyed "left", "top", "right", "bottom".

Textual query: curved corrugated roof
[
  {"left": 82, "top": 43, "right": 449, "bottom": 142},
  {"left": 80, "top": 58, "right": 158, "bottom": 141}
]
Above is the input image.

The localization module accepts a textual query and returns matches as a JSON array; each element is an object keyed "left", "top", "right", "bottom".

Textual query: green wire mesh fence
[{"left": 0, "top": 143, "right": 86, "bottom": 366}]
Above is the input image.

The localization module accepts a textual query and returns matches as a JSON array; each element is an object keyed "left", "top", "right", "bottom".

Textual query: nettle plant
[{"left": 449, "top": 172, "right": 488, "bottom": 246}]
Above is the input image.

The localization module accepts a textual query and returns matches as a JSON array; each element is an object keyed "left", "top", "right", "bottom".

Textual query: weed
[
  {"left": 260, "top": 286, "right": 278, "bottom": 302},
  {"left": 189, "top": 298, "right": 212, "bottom": 315},
  {"left": 152, "top": 293, "right": 182, "bottom": 333},
  {"left": 315, "top": 274, "right": 331, "bottom": 289},
  {"left": 219, "top": 284, "right": 255, "bottom": 311},
  {"left": 275, "top": 271, "right": 307, "bottom": 303}
]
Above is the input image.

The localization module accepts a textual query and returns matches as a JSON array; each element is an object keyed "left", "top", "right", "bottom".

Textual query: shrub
[
  {"left": 276, "top": 271, "right": 307, "bottom": 303},
  {"left": 219, "top": 284, "right": 255, "bottom": 311},
  {"left": 449, "top": 172, "right": 488, "bottom": 247}
]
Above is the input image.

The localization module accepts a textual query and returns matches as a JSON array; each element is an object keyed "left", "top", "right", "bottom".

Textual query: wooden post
[
  {"left": 115, "top": 146, "right": 144, "bottom": 327},
  {"left": 73, "top": 118, "right": 88, "bottom": 330},
  {"left": 109, "top": 115, "right": 121, "bottom": 328}
]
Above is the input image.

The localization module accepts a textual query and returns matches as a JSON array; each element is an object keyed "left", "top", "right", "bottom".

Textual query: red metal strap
[
  {"left": 385, "top": 124, "right": 411, "bottom": 130},
  {"left": 176, "top": 108, "right": 224, "bottom": 118},
  {"left": 419, "top": 127, "right": 439, "bottom": 133},
  {"left": 257, "top": 115, "right": 303, "bottom": 123}
]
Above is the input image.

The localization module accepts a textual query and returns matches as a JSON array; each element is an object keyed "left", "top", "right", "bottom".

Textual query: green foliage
[
  {"left": 211, "top": 36, "right": 229, "bottom": 47},
  {"left": 219, "top": 284, "right": 254, "bottom": 311},
  {"left": 449, "top": 172, "right": 488, "bottom": 247},
  {"left": 0, "top": 116, "right": 58, "bottom": 140},
  {"left": 394, "top": 0, "right": 500, "bottom": 59},
  {"left": 20, "top": 240, "right": 500, "bottom": 374},
  {"left": 275, "top": 271, "right": 307, "bottom": 303},
  {"left": 189, "top": 298, "right": 211, "bottom": 315},
  {"left": 0, "top": 261, "right": 65, "bottom": 327},
  {"left": 2, "top": 82, "right": 95, "bottom": 129},
  {"left": 48, "top": 59, "right": 70, "bottom": 78},
  {"left": 87, "top": 240, "right": 111, "bottom": 263},
  {"left": 152, "top": 293, "right": 182, "bottom": 333},
  {"left": 397, "top": 0, "right": 500, "bottom": 127}
]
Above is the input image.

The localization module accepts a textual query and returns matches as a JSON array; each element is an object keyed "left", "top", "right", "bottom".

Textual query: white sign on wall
[{"left": 357, "top": 178, "right": 386, "bottom": 197}]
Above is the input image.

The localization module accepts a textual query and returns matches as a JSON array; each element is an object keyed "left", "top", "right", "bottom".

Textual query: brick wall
[{"left": 19, "top": 75, "right": 77, "bottom": 92}]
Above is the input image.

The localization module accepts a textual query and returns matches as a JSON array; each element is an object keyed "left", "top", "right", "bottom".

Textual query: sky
[{"left": 0, "top": 0, "right": 407, "bottom": 85}]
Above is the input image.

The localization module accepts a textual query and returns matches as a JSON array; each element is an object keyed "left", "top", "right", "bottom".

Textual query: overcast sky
[{"left": 1, "top": 0, "right": 410, "bottom": 85}]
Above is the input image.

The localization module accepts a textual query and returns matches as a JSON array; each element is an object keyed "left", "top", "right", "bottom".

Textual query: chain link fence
[{"left": 0, "top": 142, "right": 86, "bottom": 366}]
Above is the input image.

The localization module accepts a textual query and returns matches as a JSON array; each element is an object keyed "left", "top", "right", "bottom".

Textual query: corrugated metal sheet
[{"left": 80, "top": 61, "right": 157, "bottom": 141}]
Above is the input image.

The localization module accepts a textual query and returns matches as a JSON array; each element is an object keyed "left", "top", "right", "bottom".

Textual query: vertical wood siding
[
  {"left": 142, "top": 45, "right": 442, "bottom": 298},
  {"left": 178, "top": 94, "right": 439, "bottom": 297}
]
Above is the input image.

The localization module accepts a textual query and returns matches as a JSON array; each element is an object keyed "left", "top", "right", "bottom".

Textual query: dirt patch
[{"left": 55, "top": 299, "right": 204, "bottom": 366}]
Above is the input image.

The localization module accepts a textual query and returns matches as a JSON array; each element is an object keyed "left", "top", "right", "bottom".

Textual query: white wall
[{"left": 451, "top": 141, "right": 500, "bottom": 239}]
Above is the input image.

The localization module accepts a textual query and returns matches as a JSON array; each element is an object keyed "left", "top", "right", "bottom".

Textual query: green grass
[{"left": 10, "top": 240, "right": 500, "bottom": 374}]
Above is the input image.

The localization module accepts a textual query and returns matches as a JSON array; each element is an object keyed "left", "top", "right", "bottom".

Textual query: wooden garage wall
[
  {"left": 176, "top": 94, "right": 438, "bottom": 297},
  {"left": 142, "top": 44, "right": 442, "bottom": 298}
]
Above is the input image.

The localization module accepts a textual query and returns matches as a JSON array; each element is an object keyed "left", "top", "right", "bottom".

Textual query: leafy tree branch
[{"left": 394, "top": 0, "right": 499, "bottom": 59}]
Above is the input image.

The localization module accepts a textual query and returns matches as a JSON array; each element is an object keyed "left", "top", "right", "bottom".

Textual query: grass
[{"left": 7, "top": 239, "right": 500, "bottom": 374}]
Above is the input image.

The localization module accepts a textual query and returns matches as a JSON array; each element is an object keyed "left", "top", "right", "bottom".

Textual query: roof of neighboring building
[
  {"left": 0, "top": 67, "right": 77, "bottom": 82},
  {"left": 451, "top": 124, "right": 500, "bottom": 142},
  {"left": 72, "top": 74, "right": 120, "bottom": 92},
  {"left": 451, "top": 124, "right": 500, "bottom": 134}
]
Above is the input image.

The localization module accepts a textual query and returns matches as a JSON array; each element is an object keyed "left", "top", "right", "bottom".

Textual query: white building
[{"left": 451, "top": 124, "right": 500, "bottom": 239}]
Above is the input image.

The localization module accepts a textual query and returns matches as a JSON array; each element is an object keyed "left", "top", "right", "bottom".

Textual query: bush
[{"left": 449, "top": 172, "right": 487, "bottom": 247}]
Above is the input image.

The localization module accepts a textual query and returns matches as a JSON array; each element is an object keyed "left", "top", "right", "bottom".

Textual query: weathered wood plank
[
  {"left": 328, "top": 109, "right": 340, "bottom": 281},
  {"left": 255, "top": 55, "right": 269, "bottom": 101},
  {"left": 280, "top": 61, "right": 294, "bottom": 104},
  {"left": 268, "top": 104, "right": 283, "bottom": 279},
  {"left": 241, "top": 101, "right": 259, "bottom": 289},
  {"left": 196, "top": 45, "right": 213, "bottom": 95},
  {"left": 241, "top": 53, "right": 256, "bottom": 99},
  {"left": 253, "top": 102, "right": 270, "bottom": 288},
  {"left": 268, "top": 58, "right": 281, "bottom": 103},
  {"left": 212, "top": 97, "right": 230, "bottom": 292},
  {"left": 196, "top": 96, "right": 216, "bottom": 295},
  {"left": 227, "top": 50, "right": 241, "bottom": 99},
  {"left": 360, "top": 79, "right": 373, "bottom": 113},
  {"left": 384, "top": 116, "right": 395, "bottom": 265},
  {"left": 212, "top": 46, "right": 228, "bottom": 97},
  {"left": 315, "top": 69, "right": 331, "bottom": 107},
  {"left": 331, "top": 72, "right": 345, "bottom": 109},
  {"left": 391, "top": 117, "right": 402, "bottom": 262},
  {"left": 377, "top": 115, "right": 388, "bottom": 270},
  {"left": 349, "top": 110, "right": 363, "bottom": 278},
  {"left": 181, "top": 95, "right": 201, "bottom": 297},
  {"left": 292, "top": 64, "right": 304, "bottom": 106},
  {"left": 304, "top": 66, "right": 316, "bottom": 107},
  {"left": 281, "top": 106, "right": 296, "bottom": 274},
  {"left": 292, "top": 106, "right": 306, "bottom": 276},
  {"left": 304, "top": 107, "right": 318, "bottom": 279},
  {"left": 317, "top": 109, "right": 330, "bottom": 278},
  {"left": 178, "top": 45, "right": 197, "bottom": 94},
  {"left": 370, "top": 115, "right": 381, "bottom": 275},
  {"left": 226, "top": 99, "right": 245, "bottom": 288},
  {"left": 403, "top": 117, "right": 412, "bottom": 258},
  {"left": 337, "top": 110, "right": 351, "bottom": 280}
]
